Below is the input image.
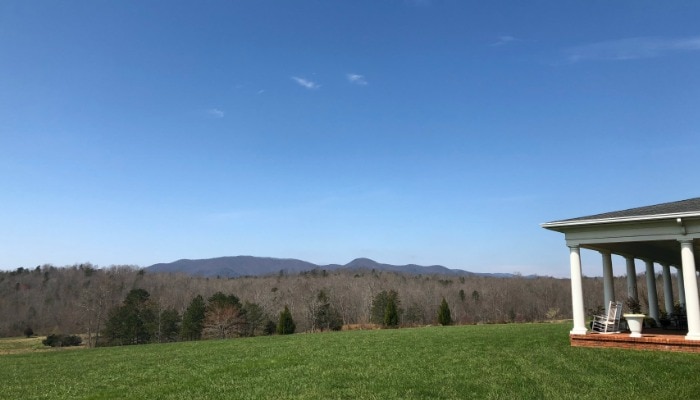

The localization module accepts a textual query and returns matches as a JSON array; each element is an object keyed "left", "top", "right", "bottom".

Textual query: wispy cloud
[
  {"left": 292, "top": 76, "right": 320, "bottom": 89},
  {"left": 565, "top": 36, "right": 700, "bottom": 63},
  {"left": 347, "top": 73, "right": 368, "bottom": 85},
  {"left": 206, "top": 108, "right": 224, "bottom": 118},
  {"left": 491, "top": 35, "right": 518, "bottom": 46}
]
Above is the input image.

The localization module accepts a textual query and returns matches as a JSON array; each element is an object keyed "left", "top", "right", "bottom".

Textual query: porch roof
[
  {"left": 542, "top": 197, "right": 700, "bottom": 229},
  {"left": 541, "top": 197, "right": 700, "bottom": 268}
]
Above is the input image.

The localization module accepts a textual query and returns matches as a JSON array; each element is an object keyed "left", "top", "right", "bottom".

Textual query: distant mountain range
[{"left": 146, "top": 256, "right": 517, "bottom": 278}]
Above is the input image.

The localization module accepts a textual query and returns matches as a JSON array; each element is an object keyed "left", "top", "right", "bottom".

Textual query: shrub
[
  {"left": 23, "top": 327, "right": 34, "bottom": 338},
  {"left": 263, "top": 320, "right": 277, "bottom": 335},
  {"left": 43, "top": 334, "right": 82, "bottom": 347},
  {"left": 625, "top": 297, "right": 642, "bottom": 314}
]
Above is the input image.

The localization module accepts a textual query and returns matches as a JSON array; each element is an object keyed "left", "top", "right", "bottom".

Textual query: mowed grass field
[{"left": 2, "top": 323, "right": 699, "bottom": 399}]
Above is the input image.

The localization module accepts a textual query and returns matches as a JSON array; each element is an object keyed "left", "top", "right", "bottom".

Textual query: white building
[{"left": 542, "top": 197, "right": 700, "bottom": 341}]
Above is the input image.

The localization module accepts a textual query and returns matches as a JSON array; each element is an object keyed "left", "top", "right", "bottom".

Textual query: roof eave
[{"left": 541, "top": 211, "right": 700, "bottom": 230}]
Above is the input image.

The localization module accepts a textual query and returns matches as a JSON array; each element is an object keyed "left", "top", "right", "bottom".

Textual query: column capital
[
  {"left": 679, "top": 238, "right": 695, "bottom": 245},
  {"left": 567, "top": 244, "right": 580, "bottom": 250},
  {"left": 599, "top": 250, "right": 612, "bottom": 256}
]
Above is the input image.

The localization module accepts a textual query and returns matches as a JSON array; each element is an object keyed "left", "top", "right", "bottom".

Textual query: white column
[
  {"left": 625, "top": 256, "right": 638, "bottom": 301},
  {"left": 602, "top": 251, "right": 615, "bottom": 311},
  {"left": 680, "top": 240, "right": 700, "bottom": 340},
  {"left": 569, "top": 245, "right": 587, "bottom": 335},
  {"left": 661, "top": 263, "right": 674, "bottom": 316},
  {"left": 677, "top": 266, "right": 686, "bottom": 312},
  {"left": 645, "top": 260, "right": 660, "bottom": 324}
]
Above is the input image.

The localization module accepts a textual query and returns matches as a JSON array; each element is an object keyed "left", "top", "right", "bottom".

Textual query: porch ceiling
[{"left": 580, "top": 239, "right": 691, "bottom": 268}]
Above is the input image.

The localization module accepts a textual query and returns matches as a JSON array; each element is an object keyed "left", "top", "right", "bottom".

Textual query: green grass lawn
[{"left": 1, "top": 323, "right": 698, "bottom": 399}]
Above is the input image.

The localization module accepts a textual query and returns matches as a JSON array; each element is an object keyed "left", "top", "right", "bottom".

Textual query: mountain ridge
[{"left": 146, "top": 256, "right": 517, "bottom": 278}]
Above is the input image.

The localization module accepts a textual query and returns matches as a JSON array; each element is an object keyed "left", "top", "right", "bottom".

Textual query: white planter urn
[{"left": 624, "top": 314, "right": 645, "bottom": 338}]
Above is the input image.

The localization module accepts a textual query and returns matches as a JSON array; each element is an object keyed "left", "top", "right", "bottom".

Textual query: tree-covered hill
[{"left": 144, "top": 256, "right": 517, "bottom": 278}]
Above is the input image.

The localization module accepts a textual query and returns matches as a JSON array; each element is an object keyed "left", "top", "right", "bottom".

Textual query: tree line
[
  {"left": 0, "top": 263, "right": 678, "bottom": 341},
  {"left": 101, "top": 288, "right": 286, "bottom": 346}
]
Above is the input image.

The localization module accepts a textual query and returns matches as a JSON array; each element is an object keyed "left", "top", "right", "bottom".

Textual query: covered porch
[{"left": 542, "top": 197, "right": 700, "bottom": 351}]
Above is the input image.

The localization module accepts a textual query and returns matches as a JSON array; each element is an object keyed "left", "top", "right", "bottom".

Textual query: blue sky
[{"left": 1, "top": 1, "right": 699, "bottom": 276}]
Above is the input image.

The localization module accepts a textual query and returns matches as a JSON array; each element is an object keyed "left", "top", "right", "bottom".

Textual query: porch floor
[{"left": 570, "top": 328, "right": 700, "bottom": 353}]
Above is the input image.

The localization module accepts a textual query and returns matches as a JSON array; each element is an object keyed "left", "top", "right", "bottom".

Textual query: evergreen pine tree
[
  {"left": 180, "top": 295, "right": 206, "bottom": 340},
  {"left": 103, "top": 288, "right": 156, "bottom": 345},
  {"left": 371, "top": 290, "right": 401, "bottom": 327},
  {"left": 159, "top": 309, "right": 181, "bottom": 342},
  {"left": 277, "top": 305, "right": 296, "bottom": 335},
  {"left": 313, "top": 290, "right": 344, "bottom": 331},
  {"left": 384, "top": 296, "right": 399, "bottom": 328},
  {"left": 437, "top": 297, "right": 452, "bottom": 326},
  {"left": 370, "top": 291, "right": 390, "bottom": 325}
]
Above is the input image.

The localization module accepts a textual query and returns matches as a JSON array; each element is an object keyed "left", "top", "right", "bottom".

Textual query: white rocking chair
[{"left": 591, "top": 301, "right": 623, "bottom": 334}]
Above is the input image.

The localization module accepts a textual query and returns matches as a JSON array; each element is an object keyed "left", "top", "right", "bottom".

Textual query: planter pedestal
[{"left": 624, "top": 314, "right": 645, "bottom": 338}]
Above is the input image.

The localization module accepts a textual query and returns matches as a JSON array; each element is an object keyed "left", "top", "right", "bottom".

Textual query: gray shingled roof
[{"left": 551, "top": 197, "right": 700, "bottom": 224}]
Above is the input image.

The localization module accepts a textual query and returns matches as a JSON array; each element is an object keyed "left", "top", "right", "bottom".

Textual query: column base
[
  {"left": 570, "top": 327, "right": 588, "bottom": 336},
  {"left": 685, "top": 332, "right": 700, "bottom": 341}
]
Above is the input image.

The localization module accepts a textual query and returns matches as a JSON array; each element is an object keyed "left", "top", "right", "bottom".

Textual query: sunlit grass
[
  {"left": 2, "top": 323, "right": 698, "bottom": 399},
  {"left": 0, "top": 336, "right": 52, "bottom": 355}
]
